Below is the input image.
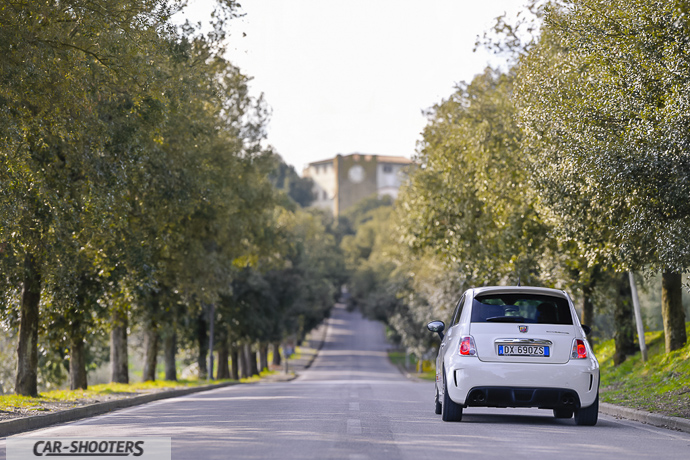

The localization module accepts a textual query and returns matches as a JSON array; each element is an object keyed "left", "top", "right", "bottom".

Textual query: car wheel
[
  {"left": 574, "top": 394, "right": 598, "bottom": 426},
  {"left": 441, "top": 369, "right": 463, "bottom": 422},
  {"left": 435, "top": 388, "right": 442, "bottom": 415},
  {"left": 553, "top": 407, "right": 573, "bottom": 419}
]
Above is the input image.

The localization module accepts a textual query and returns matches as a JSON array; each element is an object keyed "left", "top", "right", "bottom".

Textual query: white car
[{"left": 427, "top": 286, "right": 599, "bottom": 425}]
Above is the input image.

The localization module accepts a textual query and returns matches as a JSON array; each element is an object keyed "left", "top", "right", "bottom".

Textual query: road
[{"left": 2, "top": 304, "right": 690, "bottom": 459}]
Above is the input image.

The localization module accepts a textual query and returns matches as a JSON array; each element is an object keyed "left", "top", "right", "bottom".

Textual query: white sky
[{"left": 181, "top": 0, "right": 526, "bottom": 172}]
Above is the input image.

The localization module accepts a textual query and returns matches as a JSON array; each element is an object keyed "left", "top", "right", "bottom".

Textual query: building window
[
  {"left": 322, "top": 191, "right": 328, "bottom": 200},
  {"left": 383, "top": 164, "right": 393, "bottom": 173}
]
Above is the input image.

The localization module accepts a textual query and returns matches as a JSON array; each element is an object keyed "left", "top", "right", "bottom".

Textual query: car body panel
[{"left": 471, "top": 323, "right": 573, "bottom": 364}]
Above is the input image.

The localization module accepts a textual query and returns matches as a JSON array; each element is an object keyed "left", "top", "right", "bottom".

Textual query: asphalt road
[{"left": 3, "top": 304, "right": 690, "bottom": 459}]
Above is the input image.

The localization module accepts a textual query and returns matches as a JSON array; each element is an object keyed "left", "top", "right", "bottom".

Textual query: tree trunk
[
  {"left": 68, "top": 276, "right": 92, "bottom": 391},
  {"left": 246, "top": 343, "right": 259, "bottom": 376},
  {"left": 238, "top": 344, "right": 250, "bottom": 379},
  {"left": 581, "top": 277, "right": 596, "bottom": 349},
  {"left": 197, "top": 314, "right": 208, "bottom": 380},
  {"left": 662, "top": 272, "right": 687, "bottom": 353},
  {"left": 272, "top": 342, "right": 281, "bottom": 367},
  {"left": 110, "top": 308, "right": 129, "bottom": 384},
  {"left": 163, "top": 330, "right": 177, "bottom": 381},
  {"left": 217, "top": 341, "right": 230, "bottom": 380},
  {"left": 613, "top": 273, "right": 636, "bottom": 366},
  {"left": 16, "top": 253, "right": 41, "bottom": 397},
  {"left": 581, "top": 279, "right": 595, "bottom": 329},
  {"left": 259, "top": 343, "right": 269, "bottom": 373},
  {"left": 143, "top": 324, "right": 159, "bottom": 382},
  {"left": 207, "top": 304, "right": 215, "bottom": 381},
  {"left": 69, "top": 327, "right": 88, "bottom": 390},
  {"left": 230, "top": 346, "right": 239, "bottom": 380}
]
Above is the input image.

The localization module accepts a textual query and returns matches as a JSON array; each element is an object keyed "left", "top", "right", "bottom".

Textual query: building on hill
[{"left": 303, "top": 153, "right": 413, "bottom": 216}]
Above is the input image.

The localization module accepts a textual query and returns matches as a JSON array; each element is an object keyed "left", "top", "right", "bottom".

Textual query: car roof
[{"left": 469, "top": 286, "right": 569, "bottom": 299}]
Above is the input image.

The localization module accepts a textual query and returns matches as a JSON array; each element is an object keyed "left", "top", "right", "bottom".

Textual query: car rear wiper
[{"left": 486, "top": 316, "right": 527, "bottom": 323}]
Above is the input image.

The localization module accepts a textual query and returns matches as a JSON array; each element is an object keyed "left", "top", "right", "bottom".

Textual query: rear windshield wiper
[{"left": 485, "top": 316, "right": 526, "bottom": 323}]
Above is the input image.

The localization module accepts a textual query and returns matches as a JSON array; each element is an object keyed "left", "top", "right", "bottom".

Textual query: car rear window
[{"left": 471, "top": 293, "right": 573, "bottom": 325}]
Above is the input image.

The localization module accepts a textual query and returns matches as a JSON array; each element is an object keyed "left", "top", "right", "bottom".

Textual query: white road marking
[
  {"left": 349, "top": 402, "right": 360, "bottom": 411},
  {"left": 347, "top": 419, "right": 362, "bottom": 435}
]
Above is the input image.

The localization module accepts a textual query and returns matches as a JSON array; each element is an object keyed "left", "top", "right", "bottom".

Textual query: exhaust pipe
[
  {"left": 469, "top": 390, "right": 486, "bottom": 404},
  {"left": 561, "top": 394, "right": 575, "bottom": 405}
]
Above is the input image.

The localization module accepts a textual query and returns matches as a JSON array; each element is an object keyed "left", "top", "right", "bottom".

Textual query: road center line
[{"left": 347, "top": 419, "right": 362, "bottom": 435}]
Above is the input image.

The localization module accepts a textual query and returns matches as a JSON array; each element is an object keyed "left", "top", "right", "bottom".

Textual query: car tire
[
  {"left": 441, "top": 370, "right": 463, "bottom": 422},
  {"left": 553, "top": 408, "right": 573, "bottom": 419},
  {"left": 574, "top": 394, "right": 599, "bottom": 426},
  {"left": 435, "top": 389, "right": 442, "bottom": 415}
]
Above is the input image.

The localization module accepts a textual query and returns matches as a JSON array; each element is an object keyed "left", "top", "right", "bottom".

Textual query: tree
[
  {"left": 0, "top": 0, "right": 186, "bottom": 396},
  {"left": 270, "top": 155, "right": 315, "bottom": 208},
  {"left": 342, "top": 197, "right": 454, "bottom": 365},
  {"left": 398, "top": 68, "right": 552, "bottom": 287},
  {"left": 0, "top": 0, "right": 281, "bottom": 392},
  {"left": 515, "top": 0, "right": 689, "bottom": 352}
]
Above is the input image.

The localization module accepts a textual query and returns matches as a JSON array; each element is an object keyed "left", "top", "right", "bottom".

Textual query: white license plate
[{"left": 498, "top": 344, "right": 550, "bottom": 357}]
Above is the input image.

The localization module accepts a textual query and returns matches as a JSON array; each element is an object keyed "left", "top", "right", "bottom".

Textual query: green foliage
[
  {"left": 516, "top": 0, "right": 690, "bottom": 272},
  {"left": 216, "top": 204, "right": 345, "bottom": 351},
  {"left": 0, "top": 0, "right": 315, "bottom": 391},
  {"left": 269, "top": 154, "right": 315, "bottom": 208},
  {"left": 398, "top": 68, "right": 553, "bottom": 287},
  {"left": 348, "top": 1, "right": 690, "bottom": 366},
  {"left": 340, "top": 196, "right": 442, "bottom": 359}
]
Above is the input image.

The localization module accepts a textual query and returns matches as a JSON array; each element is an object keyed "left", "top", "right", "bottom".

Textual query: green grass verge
[
  {"left": 0, "top": 370, "right": 279, "bottom": 413},
  {"left": 388, "top": 351, "right": 436, "bottom": 381},
  {"left": 597, "top": 322, "right": 690, "bottom": 419}
]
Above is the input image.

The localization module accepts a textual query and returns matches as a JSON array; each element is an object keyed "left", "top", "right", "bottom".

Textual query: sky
[{"left": 181, "top": 0, "right": 526, "bottom": 172}]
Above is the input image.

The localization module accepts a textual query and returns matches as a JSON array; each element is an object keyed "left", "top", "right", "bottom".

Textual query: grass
[
  {"left": 597, "top": 322, "right": 690, "bottom": 419},
  {"left": 388, "top": 351, "right": 436, "bottom": 381},
  {"left": 0, "top": 371, "right": 280, "bottom": 413}
]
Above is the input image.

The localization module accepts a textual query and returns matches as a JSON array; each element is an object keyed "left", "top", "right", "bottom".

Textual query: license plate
[{"left": 498, "top": 344, "right": 550, "bottom": 357}]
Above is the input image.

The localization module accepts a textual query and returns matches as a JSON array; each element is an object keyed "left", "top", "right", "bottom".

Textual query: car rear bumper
[
  {"left": 444, "top": 357, "right": 599, "bottom": 409},
  {"left": 464, "top": 386, "right": 581, "bottom": 409}
]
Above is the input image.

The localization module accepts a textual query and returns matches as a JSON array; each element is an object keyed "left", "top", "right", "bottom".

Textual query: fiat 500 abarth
[{"left": 427, "top": 286, "right": 599, "bottom": 425}]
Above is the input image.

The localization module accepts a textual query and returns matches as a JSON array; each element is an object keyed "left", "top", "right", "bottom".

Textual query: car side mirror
[
  {"left": 582, "top": 325, "right": 591, "bottom": 336},
  {"left": 427, "top": 320, "right": 445, "bottom": 341}
]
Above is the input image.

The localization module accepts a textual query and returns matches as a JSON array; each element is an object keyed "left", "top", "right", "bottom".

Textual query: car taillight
[
  {"left": 571, "top": 339, "right": 587, "bottom": 359},
  {"left": 459, "top": 336, "right": 477, "bottom": 356}
]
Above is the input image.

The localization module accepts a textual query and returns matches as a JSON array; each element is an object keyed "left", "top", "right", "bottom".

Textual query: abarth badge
[{"left": 519, "top": 325, "right": 528, "bottom": 333}]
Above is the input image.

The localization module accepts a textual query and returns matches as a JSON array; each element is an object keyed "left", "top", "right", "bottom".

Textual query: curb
[
  {"left": 600, "top": 402, "right": 690, "bottom": 434},
  {"left": 290, "top": 316, "right": 330, "bottom": 375},
  {"left": 0, "top": 381, "right": 238, "bottom": 438},
  {"left": 303, "top": 317, "right": 329, "bottom": 370},
  {"left": 391, "top": 362, "right": 428, "bottom": 383}
]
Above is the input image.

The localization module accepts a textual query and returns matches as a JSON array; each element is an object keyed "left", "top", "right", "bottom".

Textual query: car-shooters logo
[{"left": 7, "top": 437, "right": 171, "bottom": 460}]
